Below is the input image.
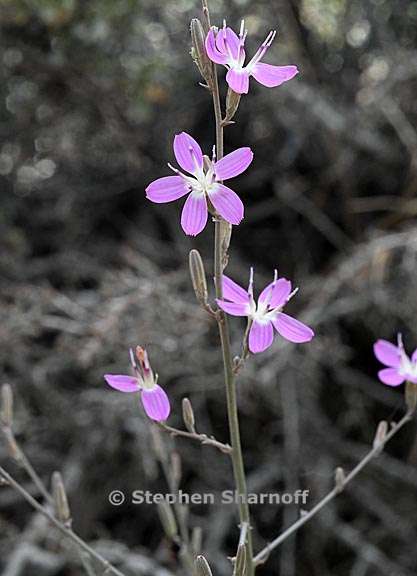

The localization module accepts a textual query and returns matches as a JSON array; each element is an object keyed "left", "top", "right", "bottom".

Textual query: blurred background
[{"left": 1, "top": 0, "right": 417, "bottom": 575}]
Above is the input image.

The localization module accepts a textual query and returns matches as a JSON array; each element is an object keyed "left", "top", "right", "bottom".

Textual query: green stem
[{"left": 202, "top": 2, "right": 254, "bottom": 572}]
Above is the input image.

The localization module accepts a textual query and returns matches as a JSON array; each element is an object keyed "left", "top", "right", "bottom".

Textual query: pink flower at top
[
  {"left": 146, "top": 132, "right": 253, "bottom": 236},
  {"left": 104, "top": 347, "right": 170, "bottom": 422},
  {"left": 216, "top": 268, "right": 314, "bottom": 353},
  {"left": 205, "top": 20, "right": 298, "bottom": 95},
  {"left": 374, "top": 335, "right": 417, "bottom": 386}
]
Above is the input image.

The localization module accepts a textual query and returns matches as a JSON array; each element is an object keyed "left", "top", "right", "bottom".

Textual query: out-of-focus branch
[
  {"left": 0, "top": 383, "right": 127, "bottom": 576},
  {"left": 254, "top": 410, "right": 414, "bottom": 565},
  {"left": 0, "top": 465, "right": 128, "bottom": 576}
]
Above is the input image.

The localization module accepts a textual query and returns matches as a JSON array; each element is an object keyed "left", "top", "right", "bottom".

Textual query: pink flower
[
  {"left": 146, "top": 132, "right": 253, "bottom": 236},
  {"left": 216, "top": 268, "right": 314, "bottom": 353},
  {"left": 374, "top": 335, "right": 417, "bottom": 387},
  {"left": 205, "top": 21, "right": 298, "bottom": 95},
  {"left": 104, "top": 347, "right": 170, "bottom": 421}
]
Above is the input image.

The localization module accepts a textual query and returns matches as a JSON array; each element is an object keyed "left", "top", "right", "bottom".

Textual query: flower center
[
  {"left": 399, "top": 355, "right": 417, "bottom": 378},
  {"left": 189, "top": 157, "right": 216, "bottom": 195},
  {"left": 248, "top": 298, "right": 270, "bottom": 323}
]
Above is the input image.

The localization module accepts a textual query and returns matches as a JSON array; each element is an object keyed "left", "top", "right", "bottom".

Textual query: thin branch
[
  {"left": 158, "top": 422, "right": 232, "bottom": 454},
  {"left": 0, "top": 465, "right": 128, "bottom": 576},
  {"left": 254, "top": 410, "right": 414, "bottom": 566},
  {"left": 1, "top": 410, "right": 124, "bottom": 576},
  {"left": 1, "top": 425, "right": 53, "bottom": 505}
]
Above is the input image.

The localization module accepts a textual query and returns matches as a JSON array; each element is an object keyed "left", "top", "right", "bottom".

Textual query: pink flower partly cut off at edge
[
  {"left": 205, "top": 20, "right": 299, "bottom": 95},
  {"left": 104, "top": 347, "right": 170, "bottom": 422},
  {"left": 373, "top": 335, "right": 417, "bottom": 387},
  {"left": 146, "top": 132, "right": 253, "bottom": 236},
  {"left": 216, "top": 268, "right": 314, "bottom": 354}
]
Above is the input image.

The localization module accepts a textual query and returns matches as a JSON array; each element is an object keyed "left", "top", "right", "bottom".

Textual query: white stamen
[
  {"left": 167, "top": 162, "right": 180, "bottom": 174},
  {"left": 129, "top": 348, "right": 137, "bottom": 369},
  {"left": 397, "top": 333, "right": 404, "bottom": 350},
  {"left": 248, "top": 267, "right": 254, "bottom": 300},
  {"left": 286, "top": 287, "right": 299, "bottom": 303},
  {"left": 246, "top": 29, "right": 276, "bottom": 70},
  {"left": 264, "top": 269, "right": 278, "bottom": 308}
]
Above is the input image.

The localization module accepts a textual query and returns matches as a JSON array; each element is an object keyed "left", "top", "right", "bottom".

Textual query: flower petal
[
  {"left": 411, "top": 348, "right": 417, "bottom": 364},
  {"left": 222, "top": 275, "right": 250, "bottom": 304},
  {"left": 104, "top": 374, "right": 139, "bottom": 392},
  {"left": 378, "top": 368, "right": 405, "bottom": 387},
  {"left": 173, "top": 132, "right": 203, "bottom": 175},
  {"left": 205, "top": 28, "right": 228, "bottom": 65},
  {"left": 216, "top": 299, "right": 249, "bottom": 316},
  {"left": 272, "top": 313, "right": 314, "bottom": 343},
  {"left": 259, "top": 278, "right": 292, "bottom": 309},
  {"left": 181, "top": 193, "right": 208, "bottom": 236},
  {"left": 251, "top": 63, "right": 298, "bottom": 88},
  {"left": 216, "top": 26, "right": 241, "bottom": 62},
  {"left": 208, "top": 183, "right": 244, "bottom": 225},
  {"left": 226, "top": 69, "right": 250, "bottom": 94},
  {"left": 214, "top": 147, "right": 254, "bottom": 181},
  {"left": 146, "top": 176, "right": 190, "bottom": 203},
  {"left": 141, "top": 385, "right": 171, "bottom": 421},
  {"left": 373, "top": 340, "right": 400, "bottom": 368},
  {"left": 249, "top": 320, "right": 274, "bottom": 353}
]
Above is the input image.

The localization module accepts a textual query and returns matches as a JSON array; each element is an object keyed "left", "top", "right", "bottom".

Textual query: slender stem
[
  {"left": 0, "top": 464, "right": 128, "bottom": 576},
  {"left": 201, "top": 1, "right": 254, "bottom": 572},
  {"left": 254, "top": 410, "right": 414, "bottom": 565}
]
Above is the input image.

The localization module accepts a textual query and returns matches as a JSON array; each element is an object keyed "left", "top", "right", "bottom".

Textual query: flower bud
[
  {"left": 135, "top": 346, "right": 156, "bottom": 389},
  {"left": 4, "top": 429, "right": 20, "bottom": 461},
  {"left": 220, "top": 221, "right": 232, "bottom": 270},
  {"left": 189, "top": 249, "right": 208, "bottom": 306},
  {"left": 190, "top": 19, "right": 213, "bottom": 87},
  {"left": 182, "top": 397, "right": 196, "bottom": 433},
  {"left": 171, "top": 451, "right": 182, "bottom": 487},
  {"left": 192, "top": 526, "right": 203, "bottom": 555},
  {"left": 233, "top": 543, "right": 246, "bottom": 576},
  {"left": 157, "top": 500, "right": 178, "bottom": 541},
  {"left": 405, "top": 382, "right": 417, "bottom": 413},
  {"left": 225, "top": 88, "right": 241, "bottom": 123},
  {"left": 373, "top": 420, "right": 388, "bottom": 450},
  {"left": 52, "top": 471, "right": 71, "bottom": 524},
  {"left": 150, "top": 426, "right": 167, "bottom": 463},
  {"left": 195, "top": 555, "right": 213, "bottom": 576},
  {"left": 1, "top": 384, "right": 13, "bottom": 427},
  {"left": 334, "top": 467, "right": 345, "bottom": 493}
]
